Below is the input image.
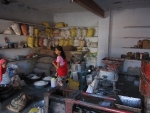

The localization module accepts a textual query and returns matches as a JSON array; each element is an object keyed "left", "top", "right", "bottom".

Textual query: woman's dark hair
[{"left": 55, "top": 46, "right": 66, "bottom": 59}]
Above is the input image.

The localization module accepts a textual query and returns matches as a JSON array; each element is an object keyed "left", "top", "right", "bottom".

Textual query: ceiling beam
[{"left": 74, "top": 0, "right": 105, "bottom": 18}]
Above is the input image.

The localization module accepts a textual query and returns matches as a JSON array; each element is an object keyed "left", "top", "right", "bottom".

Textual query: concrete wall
[
  {"left": 109, "top": 8, "right": 150, "bottom": 57},
  {"left": 0, "top": 8, "right": 54, "bottom": 25}
]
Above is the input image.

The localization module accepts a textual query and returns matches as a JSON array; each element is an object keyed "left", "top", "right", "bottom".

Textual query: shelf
[
  {"left": 0, "top": 33, "right": 26, "bottom": 37},
  {"left": 124, "top": 26, "right": 150, "bottom": 28},
  {"left": 123, "top": 37, "right": 150, "bottom": 39},
  {"left": 1, "top": 19, "right": 99, "bottom": 29},
  {"left": 58, "top": 26, "right": 98, "bottom": 29},
  {"left": 122, "top": 47, "right": 150, "bottom": 50},
  {"left": 0, "top": 47, "right": 42, "bottom": 50}
]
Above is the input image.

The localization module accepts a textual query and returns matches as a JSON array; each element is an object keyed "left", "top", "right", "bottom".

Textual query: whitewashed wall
[
  {"left": 54, "top": 12, "right": 110, "bottom": 66},
  {"left": 109, "top": 8, "right": 150, "bottom": 57}
]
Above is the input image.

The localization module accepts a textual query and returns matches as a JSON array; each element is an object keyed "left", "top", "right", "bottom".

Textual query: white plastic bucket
[{"left": 51, "top": 78, "right": 56, "bottom": 87}]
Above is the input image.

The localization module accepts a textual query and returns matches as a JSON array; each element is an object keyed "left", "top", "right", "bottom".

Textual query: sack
[
  {"left": 39, "top": 38, "right": 43, "bottom": 47},
  {"left": 42, "top": 22, "right": 50, "bottom": 27},
  {"left": 76, "top": 28, "right": 81, "bottom": 37},
  {"left": 55, "top": 22, "right": 65, "bottom": 28},
  {"left": 29, "top": 26, "right": 34, "bottom": 36},
  {"left": 33, "top": 68, "right": 50, "bottom": 76},
  {"left": 34, "top": 38, "right": 39, "bottom": 47},
  {"left": 74, "top": 37, "right": 80, "bottom": 47},
  {"left": 53, "top": 29, "right": 61, "bottom": 37},
  {"left": 65, "top": 29, "right": 71, "bottom": 38},
  {"left": 3, "top": 27, "right": 14, "bottom": 35},
  {"left": 21, "top": 24, "right": 28, "bottom": 36},
  {"left": 87, "top": 28, "right": 95, "bottom": 37},
  {"left": 63, "top": 39, "right": 69, "bottom": 46},
  {"left": 71, "top": 28, "right": 76, "bottom": 38},
  {"left": 82, "top": 27, "right": 87, "bottom": 37},
  {"left": 27, "top": 36, "right": 34, "bottom": 48},
  {"left": 59, "top": 38, "right": 65, "bottom": 46},
  {"left": 79, "top": 38, "right": 85, "bottom": 48},
  {"left": 45, "top": 28, "right": 53, "bottom": 37},
  {"left": 34, "top": 27, "right": 39, "bottom": 37},
  {"left": 36, "top": 63, "right": 52, "bottom": 69},
  {"left": 6, "top": 93, "right": 29, "bottom": 112},
  {"left": 54, "top": 38, "right": 59, "bottom": 46},
  {"left": 38, "top": 57, "right": 54, "bottom": 63},
  {"left": 69, "top": 38, "right": 74, "bottom": 46},
  {"left": 60, "top": 29, "right": 66, "bottom": 38},
  {"left": 11, "top": 22, "right": 21, "bottom": 35},
  {"left": 43, "top": 38, "right": 48, "bottom": 47}
]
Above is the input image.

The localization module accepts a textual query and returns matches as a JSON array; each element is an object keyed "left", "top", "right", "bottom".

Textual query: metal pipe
[
  {"left": 61, "top": 88, "right": 116, "bottom": 101},
  {"left": 74, "top": 100, "right": 132, "bottom": 113}
]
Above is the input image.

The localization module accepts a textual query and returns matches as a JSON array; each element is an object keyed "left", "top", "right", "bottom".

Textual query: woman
[
  {"left": 52, "top": 46, "right": 68, "bottom": 86},
  {"left": 0, "top": 59, "right": 11, "bottom": 84}
]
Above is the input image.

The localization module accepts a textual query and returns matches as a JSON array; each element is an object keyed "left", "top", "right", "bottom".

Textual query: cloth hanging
[{"left": 0, "top": 59, "right": 7, "bottom": 82}]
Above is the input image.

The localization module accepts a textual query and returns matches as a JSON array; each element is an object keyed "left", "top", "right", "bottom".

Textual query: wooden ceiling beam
[{"left": 74, "top": 0, "right": 105, "bottom": 18}]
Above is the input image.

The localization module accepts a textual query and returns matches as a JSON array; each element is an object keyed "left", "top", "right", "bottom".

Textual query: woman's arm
[{"left": 53, "top": 62, "right": 60, "bottom": 70}]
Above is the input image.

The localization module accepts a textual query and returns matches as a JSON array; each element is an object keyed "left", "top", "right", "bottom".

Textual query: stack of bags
[{"left": 33, "top": 57, "right": 56, "bottom": 76}]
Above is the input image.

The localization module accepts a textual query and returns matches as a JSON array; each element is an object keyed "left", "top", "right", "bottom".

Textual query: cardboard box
[{"left": 142, "top": 40, "right": 150, "bottom": 49}]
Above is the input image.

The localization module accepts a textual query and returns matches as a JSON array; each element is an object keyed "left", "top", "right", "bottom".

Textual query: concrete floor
[
  {"left": 0, "top": 84, "right": 49, "bottom": 113},
  {"left": 0, "top": 75, "right": 143, "bottom": 113}
]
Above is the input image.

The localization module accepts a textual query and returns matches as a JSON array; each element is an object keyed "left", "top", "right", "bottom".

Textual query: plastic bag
[
  {"left": 55, "top": 22, "right": 65, "bottom": 28},
  {"left": 11, "top": 22, "right": 21, "bottom": 35},
  {"left": 67, "top": 78, "right": 79, "bottom": 90},
  {"left": 6, "top": 93, "right": 29, "bottom": 112},
  {"left": 29, "top": 26, "right": 34, "bottom": 36},
  {"left": 39, "top": 38, "right": 43, "bottom": 47},
  {"left": 59, "top": 38, "right": 64, "bottom": 46},
  {"left": 3, "top": 27, "right": 14, "bottom": 35},
  {"left": 82, "top": 27, "right": 87, "bottom": 37},
  {"left": 21, "top": 24, "right": 28, "bottom": 36},
  {"left": 43, "top": 38, "right": 48, "bottom": 47},
  {"left": 87, "top": 28, "right": 95, "bottom": 37},
  {"left": 0, "top": 71, "right": 11, "bottom": 84},
  {"left": 34, "top": 38, "right": 39, "bottom": 47},
  {"left": 27, "top": 36, "right": 34, "bottom": 48},
  {"left": 71, "top": 28, "right": 76, "bottom": 38}
]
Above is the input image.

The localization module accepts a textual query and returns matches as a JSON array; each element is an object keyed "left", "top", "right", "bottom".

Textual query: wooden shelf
[
  {"left": 124, "top": 26, "right": 150, "bottom": 28},
  {"left": 123, "top": 37, "right": 150, "bottom": 39}
]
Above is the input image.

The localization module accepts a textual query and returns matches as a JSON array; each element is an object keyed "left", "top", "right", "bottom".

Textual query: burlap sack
[
  {"left": 33, "top": 68, "right": 50, "bottom": 76},
  {"left": 36, "top": 63, "right": 52, "bottom": 69},
  {"left": 37, "top": 57, "right": 54, "bottom": 64},
  {"left": 7, "top": 93, "right": 28, "bottom": 112}
]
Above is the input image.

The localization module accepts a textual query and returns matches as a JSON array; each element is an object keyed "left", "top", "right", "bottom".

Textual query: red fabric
[
  {"left": 0, "top": 59, "right": 6, "bottom": 82},
  {"left": 54, "top": 59, "right": 68, "bottom": 77}
]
